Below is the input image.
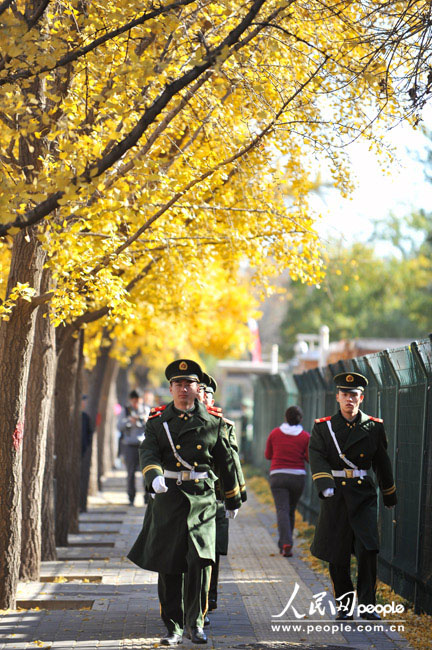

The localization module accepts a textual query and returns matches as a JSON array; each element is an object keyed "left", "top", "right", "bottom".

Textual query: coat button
[
  {"left": 341, "top": 481, "right": 346, "bottom": 486},
  {"left": 358, "top": 480, "right": 362, "bottom": 484},
  {"left": 194, "top": 479, "right": 199, "bottom": 483},
  {"left": 176, "top": 462, "right": 181, "bottom": 467},
  {"left": 194, "top": 462, "right": 198, "bottom": 467},
  {"left": 196, "top": 444, "right": 202, "bottom": 449},
  {"left": 360, "top": 453, "right": 364, "bottom": 458},
  {"left": 176, "top": 445, "right": 181, "bottom": 449}
]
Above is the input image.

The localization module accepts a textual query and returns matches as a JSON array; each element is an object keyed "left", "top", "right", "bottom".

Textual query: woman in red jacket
[{"left": 265, "top": 405, "right": 310, "bottom": 557}]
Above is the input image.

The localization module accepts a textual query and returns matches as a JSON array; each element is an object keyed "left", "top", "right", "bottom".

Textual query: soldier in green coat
[
  {"left": 309, "top": 372, "right": 397, "bottom": 621},
  {"left": 127, "top": 360, "right": 242, "bottom": 646},
  {"left": 199, "top": 374, "right": 247, "bottom": 612}
]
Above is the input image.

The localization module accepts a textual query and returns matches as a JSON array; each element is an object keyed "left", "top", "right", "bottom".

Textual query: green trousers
[
  {"left": 158, "top": 537, "right": 212, "bottom": 635},
  {"left": 329, "top": 537, "right": 377, "bottom": 613}
]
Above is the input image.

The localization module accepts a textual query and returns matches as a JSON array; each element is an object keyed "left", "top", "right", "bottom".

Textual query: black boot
[
  {"left": 185, "top": 627, "right": 207, "bottom": 644},
  {"left": 160, "top": 631, "right": 183, "bottom": 646}
]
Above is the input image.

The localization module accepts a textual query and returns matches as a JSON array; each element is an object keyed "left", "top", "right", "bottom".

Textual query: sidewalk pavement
[{"left": 1, "top": 469, "right": 413, "bottom": 650}]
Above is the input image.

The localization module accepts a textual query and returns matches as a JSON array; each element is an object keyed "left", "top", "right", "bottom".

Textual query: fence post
[{"left": 411, "top": 341, "right": 429, "bottom": 613}]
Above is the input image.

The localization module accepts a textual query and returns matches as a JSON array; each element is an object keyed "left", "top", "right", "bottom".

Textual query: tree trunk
[
  {"left": 69, "top": 330, "right": 84, "bottom": 534},
  {"left": 97, "top": 356, "right": 119, "bottom": 487},
  {"left": 0, "top": 229, "right": 45, "bottom": 609},
  {"left": 88, "top": 432, "right": 99, "bottom": 499},
  {"left": 20, "top": 269, "right": 56, "bottom": 580},
  {"left": 41, "top": 398, "right": 57, "bottom": 561},
  {"left": 54, "top": 330, "right": 80, "bottom": 546},
  {"left": 106, "top": 370, "right": 119, "bottom": 471},
  {"left": 116, "top": 365, "right": 130, "bottom": 412},
  {"left": 85, "top": 337, "right": 113, "bottom": 498}
]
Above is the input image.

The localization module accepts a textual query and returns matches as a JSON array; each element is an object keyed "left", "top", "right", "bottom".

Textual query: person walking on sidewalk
[
  {"left": 265, "top": 405, "right": 310, "bottom": 557},
  {"left": 199, "top": 374, "right": 247, "bottom": 613},
  {"left": 127, "top": 359, "right": 242, "bottom": 646},
  {"left": 309, "top": 372, "right": 397, "bottom": 621},
  {"left": 119, "top": 389, "right": 149, "bottom": 506}
]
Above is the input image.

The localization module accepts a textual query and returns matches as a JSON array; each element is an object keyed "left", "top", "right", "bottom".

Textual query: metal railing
[{"left": 251, "top": 336, "right": 432, "bottom": 614}]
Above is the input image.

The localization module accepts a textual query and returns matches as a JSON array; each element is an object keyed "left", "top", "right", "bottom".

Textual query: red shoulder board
[
  {"left": 148, "top": 405, "right": 166, "bottom": 419},
  {"left": 315, "top": 416, "right": 332, "bottom": 423},
  {"left": 368, "top": 416, "right": 383, "bottom": 423},
  {"left": 207, "top": 405, "right": 223, "bottom": 418}
]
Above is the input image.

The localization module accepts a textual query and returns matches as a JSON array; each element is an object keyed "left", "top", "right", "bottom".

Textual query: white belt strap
[
  {"left": 164, "top": 470, "right": 208, "bottom": 482},
  {"left": 327, "top": 421, "right": 358, "bottom": 470},
  {"left": 162, "top": 422, "right": 194, "bottom": 471},
  {"left": 332, "top": 469, "right": 367, "bottom": 478}
]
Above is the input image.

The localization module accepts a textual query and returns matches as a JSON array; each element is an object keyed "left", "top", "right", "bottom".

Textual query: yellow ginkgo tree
[{"left": 0, "top": 0, "right": 430, "bottom": 609}]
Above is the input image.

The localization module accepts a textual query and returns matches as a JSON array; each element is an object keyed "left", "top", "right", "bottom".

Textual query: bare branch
[
  {"left": 0, "top": 0, "right": 15, "bottom": 16},
  {"left": 26, "top": 0, "right": 50, "bottom": 28},
  {"left": 29, "top": 290, "right": 55, "bottom": 308},
  {"left": 125, "top": 257, "right": 161, "bottom": 293}
]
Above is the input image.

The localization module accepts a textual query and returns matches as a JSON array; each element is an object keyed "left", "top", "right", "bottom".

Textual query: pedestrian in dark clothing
[
  {"left": 198, "top": 373, "right": 247, "bottom": 615},
  {"left": 120, "top": 389, "right": 150, "bottom": 506},
  {"left": 265, "top": 405, "right": 310, "bottom": 557},
  {"left": 80, "top": 395, "right": 93, "bottom": 513},
  {"left": 81, "top": 409, "right": 93, "bottom": 457}
]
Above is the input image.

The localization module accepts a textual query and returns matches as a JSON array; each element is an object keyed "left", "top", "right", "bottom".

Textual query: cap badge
[
  {"left": 179, "top": 361, "right": 188, "bottom": 370},
  {"left": 346, "top": 374, "right": 354, "bottom": 382}
]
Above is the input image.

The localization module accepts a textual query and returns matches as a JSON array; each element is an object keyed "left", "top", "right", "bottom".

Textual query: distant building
[{"left": 294, "top": 337, "right": 412, "bottom": 373}]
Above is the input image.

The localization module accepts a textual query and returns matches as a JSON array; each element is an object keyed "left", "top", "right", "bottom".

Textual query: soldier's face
[
  {"left": 170, "top": 379, "right": 199, "bottom": 409},
  {"left": 203, "top": 392, "right": 214, "bottom": 407},
  {"left": 197, "top": 386, "right": 205, "bottom": 402},
  {"left": 336, "top": 390, "right": 364, "bottom": 419}
]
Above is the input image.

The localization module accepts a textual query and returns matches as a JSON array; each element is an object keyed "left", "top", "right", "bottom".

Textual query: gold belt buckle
[
  {"left": 345, "top": 469, "right": 354, "bottom": 479},
  {"left": 181, "top": 471, "right": 191, "bottom": 481}
]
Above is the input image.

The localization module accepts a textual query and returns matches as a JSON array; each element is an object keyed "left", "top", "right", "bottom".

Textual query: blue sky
[{"left": 310, "top": 108, "right": 432, "bottom": 247}]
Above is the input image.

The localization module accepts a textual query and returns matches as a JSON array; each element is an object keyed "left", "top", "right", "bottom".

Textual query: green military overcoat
[
  {"left": 225, "top": 418, "right": 247, "bottom": 504},
  {"left": 211, "top": 415, "right": 247, "bottom": 555},
  {"left": 309, "top": 410, "right": 397, "bottom": 566},
  {"left": 127, "top": 400, "right": 242, "bottom": 574}
]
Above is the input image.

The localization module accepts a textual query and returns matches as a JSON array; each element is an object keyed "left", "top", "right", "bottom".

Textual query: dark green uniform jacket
[
  {"left": 127, "top": 400, "right": 242, "bottom": 574},
  {"left": 309, "top": 410, "right": 397, "bottom": 566},
  {"left": 213, "top": 417, "right": 246, "bottom": 555},
  {"left": 225, "top": 419, "right": 247, "bottom": 504}
]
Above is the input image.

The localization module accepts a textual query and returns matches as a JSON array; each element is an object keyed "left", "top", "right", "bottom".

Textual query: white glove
[
  {"left": 152, "top": 476, "right": 168, "bottom": 493},
  {"left": 225, "top": 508, "right": 238, "bottom": 519},
  {"left": 322, "top": 488, "right": 334, "bottom": 498}
]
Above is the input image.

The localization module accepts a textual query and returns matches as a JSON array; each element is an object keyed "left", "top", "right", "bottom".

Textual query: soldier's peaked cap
[
  {"left": 200, "top": 372, "right": 210, "bottom": 388},
  {"left": 202, "top": 373, "right": 217, "bottom": 394},
  {"left": 165, "top": 359, "right": 203, "bottom": 383},
  {"left": 334, "top": 372, "right": 368, "bottom": 393}
]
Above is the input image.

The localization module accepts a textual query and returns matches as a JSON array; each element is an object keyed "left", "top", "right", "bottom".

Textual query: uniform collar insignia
[
  {"left": 196, "top": 400, "right": 212, "bottom": 422},
  {"left": 161, "top": 400, "right": 211, "bottom": 424},
  {"left": 358, "top": 410, "right": 372, "bottom": 426}
]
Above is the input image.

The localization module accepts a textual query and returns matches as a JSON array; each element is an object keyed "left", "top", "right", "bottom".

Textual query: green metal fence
[
  {"left": 251, "top": 336, "right": 432, "bottom": 614},
  {"left": 251, "top": 373, "right": 299, "bottom": 469}
]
